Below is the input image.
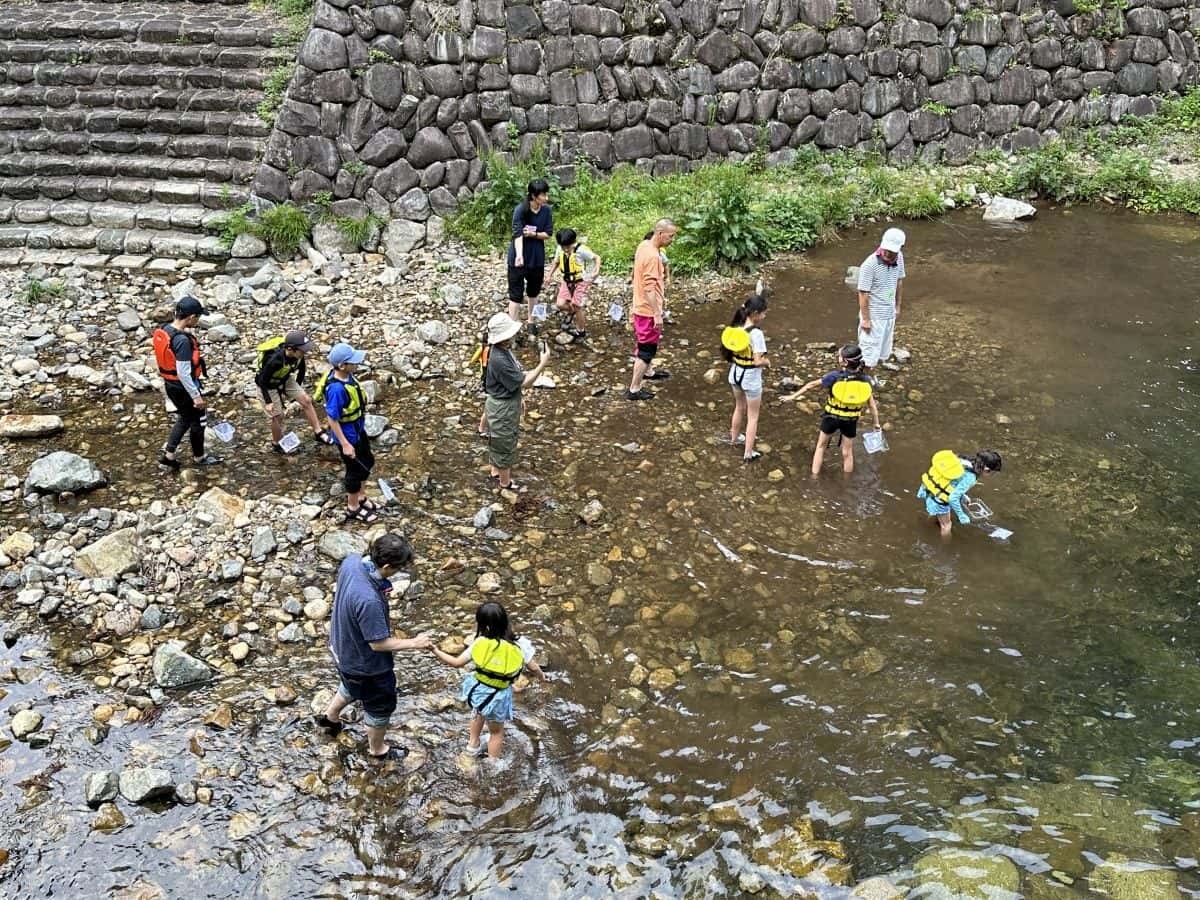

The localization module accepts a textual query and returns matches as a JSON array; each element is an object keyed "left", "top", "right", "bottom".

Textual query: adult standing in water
[
  {"left": 483, "top": 312, "right": 551, "bottom": 493},
  {"left": 315, "top": 532, "right": 433, "bottom": 761},
  {"left": 856, "top": 227, "right": 906, "bottom": 371},
  {"left": 507, "top": 179, "right": 553, "bottom": 337},
  {"left": 153, "top": 295, "right": 223, "bottom": 469},
  {"left": 626, "top": 218, "right": 678, "bottom": 401}
]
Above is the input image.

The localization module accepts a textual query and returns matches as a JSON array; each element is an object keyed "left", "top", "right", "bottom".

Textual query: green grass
[
  {"left": 23, "top": 278, "right": 64, "bottom": 303},
  {"left": 449, "top": 87, "right": 1200, "bottom": 275},
  {"left": 215, "top": 201, "right": 312, "bottom": 256},
  {"left": 256, "top": 61, "right": 295, "bottom": 125}
]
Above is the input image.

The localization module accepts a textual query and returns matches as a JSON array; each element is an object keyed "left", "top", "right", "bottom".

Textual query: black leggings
[
  {"left": 164, "top": 384, "right": 205, "bottom": 457},
  {"left": 341, "top": 432, "right": 374, "bottom": 493}
]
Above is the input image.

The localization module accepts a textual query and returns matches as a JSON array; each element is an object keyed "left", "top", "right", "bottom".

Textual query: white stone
[
  {"left": 982, "top": 196, "right": 1037, "bottom": 222},
  {"left": 416, "top": 320, "right": 449, "bottom": 344},
  {"left": 0, "top": 414, "right": 63, "bottom": 438}
]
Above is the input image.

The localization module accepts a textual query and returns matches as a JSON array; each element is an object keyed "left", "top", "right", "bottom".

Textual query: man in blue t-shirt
[
  {"left": 315, "top": 533, "right": 432, "bottom": 761},
  {"left": 506, "top": 178, "right": 553, "bottom": 334}
]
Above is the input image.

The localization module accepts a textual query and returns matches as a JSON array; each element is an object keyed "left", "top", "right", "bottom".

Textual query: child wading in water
[
  {"left": 786, "top": 343, "right": 880, "bottom": 476},
  {"left": 917, "top": 449, "right": 1003, "bottom": 537},
  {"left": 432, "top": 602, "right": 545, "bottom": 759},
  {"left": 720, "top": 293, "right": 770, "bottom": 462}
]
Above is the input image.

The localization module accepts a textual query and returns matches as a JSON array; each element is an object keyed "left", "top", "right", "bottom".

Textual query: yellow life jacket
[
  {"left": 311, "top": 371, "right": 366, "bottom": 423},
  {"left": 824, "top": 373, "right": 873, "bottom": 419},
  {"left": 471, "top": 638, "right": 524, "bottom": 689},
  {"left": 562, "top": 244, "right": 592, "bottom": 285},
  {"left": 921, "top": 450, "right": 967, "bottom": 504},
  {"left": 721, "top": 326, "right": 756, "bottom": 367},
  {"left": 255, "top": 336, "right": 299, "bottom": 387}
]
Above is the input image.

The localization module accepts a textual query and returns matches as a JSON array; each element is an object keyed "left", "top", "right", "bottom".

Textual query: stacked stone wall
[{"left": 255, "top": 0, "right": 1200, "bottom": 249}]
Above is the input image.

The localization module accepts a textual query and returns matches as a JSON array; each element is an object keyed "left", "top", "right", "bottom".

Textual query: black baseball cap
[{"left": 176, "top": 295, "right": 207, "bottom": 317}]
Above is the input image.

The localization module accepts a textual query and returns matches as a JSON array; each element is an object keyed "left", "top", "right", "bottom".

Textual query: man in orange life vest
[{"left": 152, "top": 296, "right": 223, "bottom": 469}]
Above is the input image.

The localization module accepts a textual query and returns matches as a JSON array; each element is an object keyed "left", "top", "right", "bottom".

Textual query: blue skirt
[
  {"left": 460, "top": 672, "right": 515, "bottom": 723},
  {"left": 924, "top": 496, "right": 952, "bottom": 516}
]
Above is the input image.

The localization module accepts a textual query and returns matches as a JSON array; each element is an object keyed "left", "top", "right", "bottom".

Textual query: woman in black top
[{"left": 506, "top": 178, "right": 553, "bottom": 335}]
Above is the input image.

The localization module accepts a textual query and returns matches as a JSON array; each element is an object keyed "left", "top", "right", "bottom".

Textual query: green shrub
[
  {"left": 335, "top": 213, "right": 386, "bottom": 248},
  {"left": 448, "top": 144, "right": 560, "bottom": 251},
  {"left": 216, "top": 201, "right": 255, "bottom": 247},
  {"left": 23, "top": 278, "right": 64, "bottom": 303},
  {"left": 759, "top": 193, "right": 824, "bottom": 253},
  {"left": 257, "top": 62, "right": 295, "bottom": 125},
  {"left": 1005, "top": 141, "right": 1077, "bottom": 201},
  {"left": 257, "top": 203, "right": 312, "bottom": 255},
  {"left": 674, "top": 168, "right": 770, "bottom": 272}
]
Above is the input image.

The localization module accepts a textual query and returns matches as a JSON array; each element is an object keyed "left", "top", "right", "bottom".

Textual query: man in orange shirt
[{"left": 626, "top": 218, "right": 678, "bottom": 401}]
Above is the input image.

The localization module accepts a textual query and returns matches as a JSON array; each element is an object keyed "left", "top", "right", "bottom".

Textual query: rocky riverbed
[{"left": 2, "top": 208, "right": 1200, "bottom": 898}]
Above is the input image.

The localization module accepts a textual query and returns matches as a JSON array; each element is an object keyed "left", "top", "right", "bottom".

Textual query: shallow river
[{"left": 2, "top": 207, "right": 1199, "bottom": 897}]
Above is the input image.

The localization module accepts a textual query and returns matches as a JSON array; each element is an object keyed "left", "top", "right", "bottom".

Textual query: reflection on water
[{"left": 2, "top": 206, "right": 1200, "bottom": 897}]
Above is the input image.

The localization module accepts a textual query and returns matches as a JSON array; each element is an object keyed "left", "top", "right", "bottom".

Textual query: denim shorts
[{"left": 338, "top": 668, "right": 397, "bottom": 726}]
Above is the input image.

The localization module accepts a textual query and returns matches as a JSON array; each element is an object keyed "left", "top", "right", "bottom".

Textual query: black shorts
[
  {"left": 337, "top": 668, "right": 397, "bottom": 724},
  {"left": 507, "top": 265, "right": 544, "bottom": 303},
  {"left": 820, "top": 414, "right": 858, "bottom": 439},
  {"left": 635, "top": 341, "right": 658, "bottom": 364}
]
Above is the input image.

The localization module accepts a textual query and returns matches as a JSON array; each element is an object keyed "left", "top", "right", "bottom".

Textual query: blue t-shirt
[
  {"left": 329, "top": 554, "right": 393, "bottom": 676},
  {"left": 324, "top": 376, "right": 363, "bottom": 445},
  {"left": 506, "top": 202, "right": 553, "bottom": 269}
]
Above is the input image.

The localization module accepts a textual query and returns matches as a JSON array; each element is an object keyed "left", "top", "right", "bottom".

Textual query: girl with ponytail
[{"left": 720, "top": 293, "right": 770, "bottom": 462}]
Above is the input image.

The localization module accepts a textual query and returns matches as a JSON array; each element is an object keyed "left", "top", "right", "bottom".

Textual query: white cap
[{"left": 880, "top": 227, "right": 906, "bottom": 252}]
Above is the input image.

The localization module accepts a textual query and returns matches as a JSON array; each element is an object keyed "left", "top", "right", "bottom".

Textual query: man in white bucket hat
[{"left": 855, "top": 227, "right": 906, "bottom": 370}]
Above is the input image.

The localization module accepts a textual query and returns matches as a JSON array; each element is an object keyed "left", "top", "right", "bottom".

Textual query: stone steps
[
  {"left": 0, "top": 40, "right": 280, "bottom": 70},
  {"left": 0, "top": 223, "right": 229, "bottom": 259},
  {"left": 0, "top": 62, "right": 270, "bottom": 91},
  {"left": 0, "top": 85, "right": 265, "bottom": 114},
  {"left": 0, "top": 197, "right": 226, "bottom": 232},
  {"left": 0, "top": 175, "right": 251, "bottom": 207},
  {"left": 0, "top": 152, "right": 258, "bottom": 184},
  {"left": 0, "top": 0, "right": 289, "bottom": 265}
]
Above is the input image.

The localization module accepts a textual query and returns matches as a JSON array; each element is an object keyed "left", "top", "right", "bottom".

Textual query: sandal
[
  {"left": 344, "top": 505, "right": 379, "bottom": 524},
  {"left": 497, "top": 481, "right": 527, "bottom": 494},
  {"left": 313, "top": 714, "right": 344, "bottom": 736},
  {"left": 743, "top": 451, "right": 763, "bottom": 463},
  {"left": 315, "top": 430, "right": 336, "bottom": 446},
  {"left": 360, "top": 498, "right": 379, "bottom": 513},
  {"left": 645, "top": 369, "right": 671, "bottom": 381},
  {"left": 368, "top": 746, "right": 408, "bottom": 762}
]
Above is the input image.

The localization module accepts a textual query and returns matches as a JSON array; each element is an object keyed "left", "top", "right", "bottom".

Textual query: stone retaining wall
[{"left": 254, "top": 0, "right": 1200, "bottom": 251}]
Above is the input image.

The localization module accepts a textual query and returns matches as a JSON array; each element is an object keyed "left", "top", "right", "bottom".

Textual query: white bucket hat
[
  {"left": 487, "top": 312, "right": 522, "bottom": 345},
  {"left": 880, "top": 227, "right": 906, "bottom": 252}
]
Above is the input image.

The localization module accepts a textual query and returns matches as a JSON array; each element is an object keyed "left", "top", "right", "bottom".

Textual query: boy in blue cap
[{"left": 319, "top": 343, "right": 377, "bottom": 523}]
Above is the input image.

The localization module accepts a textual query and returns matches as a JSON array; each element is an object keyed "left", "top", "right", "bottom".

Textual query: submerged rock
[
  {"left": 85, "top": 770, "right": 119, "bottom": 808},
  {"left": 911, "top": 848, "right": 1020, "bottom": 898},
  {"left": 1088, "top": 855, "right": 1178, "bottom": 899},
  {"left": 24, "top": 451, "right": 106, "bottom": 494},
  {"left": 152, "top": 641, "right": 213, "bottom": 689}
]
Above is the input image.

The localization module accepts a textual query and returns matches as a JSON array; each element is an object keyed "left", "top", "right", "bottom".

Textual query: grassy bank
[{"left": 449, "top": 88, "right": 1200, "bottom": 275}]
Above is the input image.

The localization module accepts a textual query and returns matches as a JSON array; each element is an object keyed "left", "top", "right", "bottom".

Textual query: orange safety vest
[{"left": 152, "top": 324, "right": 205, "bottom": 382}]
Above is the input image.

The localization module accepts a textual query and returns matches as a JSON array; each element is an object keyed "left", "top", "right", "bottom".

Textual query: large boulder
[
  {"left": 318, "top": 529, "right": 368, "bottom": 561},
  {"left": 24, "top": 451, "right": 106, "bottom": 494},
  {"left": 118, "top": 767, "right": 175, "bottom": 804},
  {"left": 74, "top": 528, "right": 140, "bottom": 579},
  {"left": 383, "top": 219, "right": 426, "bottom": 265},
  {"left": 0, "top": 414, "right": 63, "bottom": 438},
  {"left": 152, "top": 641, "right": 213, "bottom": 689},
  {"left": 194, "top": 486, "right": 247, "bottom": 526},
  {"left": 983, "top": 197, "right": 1037, "bottom": 222}
]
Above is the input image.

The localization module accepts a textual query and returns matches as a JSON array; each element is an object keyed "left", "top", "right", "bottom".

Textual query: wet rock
[
  {"left": 152, "top": 641, "right": 213, "bottom": 689},
  {"left": 85, "top": 770, "right": 119, "bottom": 808},
  {"left": 0, "top": 414, "right": 64, "bottom": 438},
  {"left": 24, "top": 451, "right": 106, "bottom": 494},
  {"left": 1089, "top": 854, "right": 1178, "bottom": 898},
  {"left": 477, "top": 571, "right": 502, "bottom": 593},
  {"left": 11, "top": 709, "right": 43, "bottom": 740},
  {"left": 175, "top": 781, "right": 198, "bottom": 805},
  {"left": 844, "top": 647, "right": 887, "bottom": 675},
  {"left": 228, "top": 811, "right": 261, "bottom": 841},
  {"left": 982, "top": 197, "right": 1036, "bottom": 222},
  {"left": 473, "top": 505, "right": 494, "bottom": 528},
  {"left": 139, "top": 605, "right": 164, "bottom": 631},
  {"left": 912, "top": 848, "right": 1019, "bottom": 897},
  {"left": 204, "top": 704, "right": 234, "bottom": 730},
  {"left": 851, "top": 878, "right": 903, "bottom": 899},
  {"left": 118, "top": 767, "right": 175, "bottom": 804},
  {"left": 579, "top": 499, "right": 605, "bottom": 525},
  {"left": 229, "top": 641, "right": 250, "bottom": 661},
  {"left": 586, "top": 562, "right": 613, "bottom": 586},
  {"left": 194, "top": 487, "right": 247, "bottom": 526},
  {"left": 277, "top": 622, "right": 305, "bottom": 643},
  {"left": 647, "top": 668, "right": 677, "bottom": 690},
  {"left": 250, "top": 527, "right": 277, "bottom": 560},
  {"left": 738, "top": 872, "right": 766, "bottom": 894},
  {"left": 663, "top": 603, "right": 699, "bottom": 629},
  {"left": 273, "top": 685, "right": 298, "bottom": 705},
  {"left": 319, "top": 530, "right": 367, "bottom": 561},
  {"left": 92, "top": 802, "right": 126, "bottom": 831},
  {"left": 74, "top": 527, "right": 140, "bottom": 579}
]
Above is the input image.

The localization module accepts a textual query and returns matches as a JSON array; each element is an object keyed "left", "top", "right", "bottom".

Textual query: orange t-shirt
[{"left": 631, "top": 239, "right": 664, "bottom": 318}]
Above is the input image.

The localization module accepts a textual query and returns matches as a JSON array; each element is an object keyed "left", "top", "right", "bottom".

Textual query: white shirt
[{"left": 728, "top": 326, "right": 767, "bottom": 393}]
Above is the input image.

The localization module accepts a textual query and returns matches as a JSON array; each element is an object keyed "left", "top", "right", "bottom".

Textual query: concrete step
[
  {"left": 0, "top": 5, "right": 281, "bottom": 48},
  {"left": 0, "top": 62, "right": 270, "bottom": 91},
  {"left": 0, "top": 40, "right": 283, "bottom": 70},
  {"left": 0, "top": 84, "right": 265, "bottom": 114},
  {"left": 0, "top": 222, "right": 229, "bottom": 259},
  {"left": 0, "top": 104, "right": 269, "bottom": 134},
  {"left": 0, "top": 174, "right": 251, "bottom": 208},
  {"left": 0, "top": 128, "right": 266, "bottom": 160},
  {"left": 0, "top": 197, "right": 228, "bottom": 233},
  {"left": 0, "top": 152, "right": 258, "bottom": 184}
]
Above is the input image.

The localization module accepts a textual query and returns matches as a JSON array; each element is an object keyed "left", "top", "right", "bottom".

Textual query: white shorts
[{"left": 857, "top": 316, "right": 895, "bottom": 367}]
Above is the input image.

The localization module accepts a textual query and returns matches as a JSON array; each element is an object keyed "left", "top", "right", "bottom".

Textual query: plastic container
[
  {"left": 212, "top": 422, "right": 235, "bottom": 443},
  {"left": 278, "top": 432, "right": 301, "bottom": 453},
  {"left": 531, "top": 303, "right": 548, "bottom": 321},
  {"left": 378, "top": 478, "right": 396, "bottom": 504},
  {"left": 862, "top": 428, "right": 888, "bottom": 454},
  {"left": 608, "top": 302, "right": 624, "bottom": 322}
]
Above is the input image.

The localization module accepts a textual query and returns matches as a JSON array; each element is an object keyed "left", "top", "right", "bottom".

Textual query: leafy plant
[
  {"left": 674, "top": 168, "right": 771, "bottom": 272},
  {"left": 759, "top": 192, "right": 825, "bottom": 253},
  {"left": 257, "top": 62, "right": 295, "bottom": 125},
  {"left": 341, "top": 160, "right": 368, "bottom": 176},
  {"left": 448, "top": 142, "right": 560, "bottom": 251},
  {"left": 23, "top": 278, "right": 64, "bottom": 303},
  {"left": 921, "top": 100, "right": 951, "bottom": 116}
]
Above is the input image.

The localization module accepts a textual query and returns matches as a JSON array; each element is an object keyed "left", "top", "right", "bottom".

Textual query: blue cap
[{"left": 328, "top": 342, "right": 365, "bottom": 366}]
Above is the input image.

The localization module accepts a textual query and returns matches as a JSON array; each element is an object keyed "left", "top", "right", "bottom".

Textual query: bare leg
[
  {"left": 486, "top": 721, "right": 505, "bottom": 759},
  {"left": 729, "top": 387, "right": 746, "bottom": 442},
  {"left": 937, "top": 513, "right": 953, "bottom": 538},
  {"left": 811, "top": 430, "right": 832, "bottom": 476},
  {"left": 506, "top": 300, "right": 524, "bottom": 322},
  {"left": 467, "top": 714, "right": 485, "bottom": 751},
  {"left": 744, "top": 394, "right": 762, "bottom": 457},
  {"left": 573, "top": 306, "right": 586, "bottom": 331},
  {"left": 347, "top": 487, "right": 366, "bottom": 513},
  {"left": 629, "top": 358, "right": 650, "bottom": 393},
  {"left": 269, "top": 415, "right": 283, "bottom": 443},
  {"left": 299, "top": 396, "right": 322, "bottom": 436},
  {"left": 366, "top": 724, "right": 388, "bottom": 756},
  {"left": 323, "top": 692, "right": 350, "bottom": 723},
  {"left": 841, "top": 434, "right": 855, "bottom": 473},
  {"left": 496, "top": 466, "right": 513, "bottom": 487}
]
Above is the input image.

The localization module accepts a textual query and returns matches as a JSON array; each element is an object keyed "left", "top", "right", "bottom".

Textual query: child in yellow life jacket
[
  {"left": 786, "top": 343, "right": 880, "bottom": 476},
  {"left": 918, "top": 449, "right": 1003, "bottom": 537},
  {"left": 548, "top": 228, "right": 601, "bottom": 340},
  {"left": 431, "top": 601, "right": 545, "bottom": 760},
  {"left": 720, "top": 293, "right": 770, "bottom": 463}
]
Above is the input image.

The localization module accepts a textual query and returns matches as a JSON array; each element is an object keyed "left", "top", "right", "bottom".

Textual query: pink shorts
[
  {"left": 556, "top": 281, "right": 589, "bottom": 307},
  {"left": 633, "top": 314, "right": 661, "bottom": 347}
]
